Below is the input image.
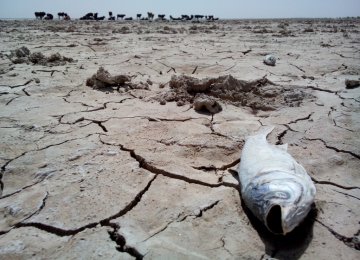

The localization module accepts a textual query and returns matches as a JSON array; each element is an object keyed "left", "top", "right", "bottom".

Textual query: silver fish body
[{"left": 238, "top": 126, "right": 316, "bottom": 235}]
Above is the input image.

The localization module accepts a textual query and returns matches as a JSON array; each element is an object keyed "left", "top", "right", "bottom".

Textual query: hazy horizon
[{"left": 0, "top": 0, "right": 360, "bottom": 19}]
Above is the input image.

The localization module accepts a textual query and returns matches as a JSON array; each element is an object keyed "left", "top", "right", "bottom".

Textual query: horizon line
[{"left": 1, "top": 16, "right": 359, "bottom": 20}]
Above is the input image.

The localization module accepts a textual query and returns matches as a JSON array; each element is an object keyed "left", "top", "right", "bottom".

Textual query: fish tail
[
  {"left": 247, "top": 126, "right": 275, "bottom": 141},
  {"left": 258, "top": 126, "right": 275, "bottom": 137}
]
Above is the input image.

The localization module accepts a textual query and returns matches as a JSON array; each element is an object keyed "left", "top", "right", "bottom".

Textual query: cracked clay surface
[{"left": 0, "top": 19, "right": 359, "bottom": 259}]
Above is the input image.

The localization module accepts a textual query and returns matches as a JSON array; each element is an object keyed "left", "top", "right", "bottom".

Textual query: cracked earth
[{"left": 0, "top": 19, "right": 359, "bottom": 259}]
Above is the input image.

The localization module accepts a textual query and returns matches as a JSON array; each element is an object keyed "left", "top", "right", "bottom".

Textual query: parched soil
[{"left": 0, "top": 18, "right": 359, "bottom": 259}]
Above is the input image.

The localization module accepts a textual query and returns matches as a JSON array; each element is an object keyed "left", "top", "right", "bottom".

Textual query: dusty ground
[{"left": 0, "top": 18, "right": 359, "bottom": 259}]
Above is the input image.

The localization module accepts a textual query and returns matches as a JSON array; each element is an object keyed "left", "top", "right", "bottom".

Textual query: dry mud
[{"left": 0, "top": 18, "right": 359, "bottom": 259}]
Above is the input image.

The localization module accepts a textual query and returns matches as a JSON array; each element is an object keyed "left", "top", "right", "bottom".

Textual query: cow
[{"left": 34, "top": 12, "right": 46, "bottom": 19}]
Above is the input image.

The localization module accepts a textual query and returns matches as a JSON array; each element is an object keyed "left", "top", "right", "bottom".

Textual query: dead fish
[{"left": 238, "top": 126, "right": 316, "bottom": 235}]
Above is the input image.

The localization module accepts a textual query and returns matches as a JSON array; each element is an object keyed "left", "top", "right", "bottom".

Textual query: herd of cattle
[{"left": 34, "top": 11, "right": 219, "bottom": 21}]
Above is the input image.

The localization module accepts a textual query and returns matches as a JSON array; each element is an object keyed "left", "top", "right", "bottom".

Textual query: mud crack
[
  {"left": 192, "top": 158, "right": 240, "bottom": 172},
  {"left": 293, "top": 84, "right": 336, "bottom": 94},
  {"left": 1, "top": 133, "right": 100, "bottom": 197},
  {"left": 1, "top": 174, "right": 157, "bottom": 249},
  {"left": 99, "top": 137, "right": 239, "bottom": 190},
  {"left": 305, "top": 138, "right": 360, "bottom": 159},
  {"left": 315, "top": 219, "right": 360, "bottom": 250},
  {"left": 1, "top": 176, "right": 47, "bottom": 199},
  {"left": 287, "top": 113, "right": 313, "bottom": 124},
  {"left": 275, "top": 129, "right": 288, "bottom": 145},
  {"left": 143, "top": 200, "right": 221, "bottom": 242},
  {"left": 108, "top": 223, "right": 144, "bottom": 259},
  {"left": 156, "top": 60, "right": 176, "bottom": 73},
  {"left": 0, "top": 192, "right": 48, "bottom": 235},
  {"left": 76, "top": 97, "right": 134, "bottom": 113},
  {"left": 333, "top": 190, "right": 360, "bottom": 200},
  {"left": 0, "top": 79, "right": 33, "bottom": 89},
  {"left": 22, "top": 88, "right": 31, "bottom": 96},
  {"left": 209, "top": 115, "right": 236, "bottom": 140},
  {"left": 22, "top": 191, "right": 49, "bottom": 222},
  {"left": 311, "top": 176, "right": 360, "bottom": 190},
  {"left": 275, "top": 113, "right": 312, "bottom": 145},
  {"left": 5, "top": 96, "right": 21, "bottom": 106},
  {"left": 206, "top": 236, "right": 233, "bottom": 256},
  {"left": 178, "top": 200, "right": 220, "bottom": 221},
  {"left": 289, "top": 63, "right": 305, "bottom": 73}
]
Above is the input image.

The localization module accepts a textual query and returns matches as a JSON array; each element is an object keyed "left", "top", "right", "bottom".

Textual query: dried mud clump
[
  {"left": 8, "top": 46, "right": 74, "bottom": 66},
  {"left": 193, "top": 95, "right": 222, "bottom": 114},
  {"left": 8, "top": 46, "right": 31, "bottom": 64},
  {"left": 158, "top": 26, "right": 178, "bottom": 34},
  {"left": 303, "top": 27, "right": 315, "bottom": 33},
  {"left": 86, "top": 67, "right": 130, "bottom": 89},
  {"left": 86, "top": 67, "right": 149, "bottom": 91},
  {"left": 156, "top": 74, "right": 315, "bottom": 113},
  {"left": 274, "top": 29, "right": 295, "bottom": 37},
  {"left": 253, "top": 27, "right": 273, "bottom": 34},
  {"left": 345, "top": 79, "right": 360, "bottom": 89},
  {"left": 14, "top": 46, "right": 30, "bottom": 57},
  {"left": 112, "top": 26, "right": 131, "bottom": 34}
]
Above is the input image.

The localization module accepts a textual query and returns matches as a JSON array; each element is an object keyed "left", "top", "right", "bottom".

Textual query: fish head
[
  {"left": 243, "top": 173, "right": 316, "bottom": 235},
  {"left": 266, "top": 202, "right": 312, "bottom": 235}
]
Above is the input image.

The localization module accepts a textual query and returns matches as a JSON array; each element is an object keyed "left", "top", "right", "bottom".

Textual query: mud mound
[
  {"left": 156, "top": 75, "right": 315, "bottom": 112},
  {"left": 86, "top": 67, "right": 149, "bottom": 91},
  {"left": 8, "top": 46, "right": 74, "bottom": 66}
]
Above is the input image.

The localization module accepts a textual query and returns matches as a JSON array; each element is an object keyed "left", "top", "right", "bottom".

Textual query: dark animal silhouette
[
  {"left": 140, "top": 17, "right": 149, "bottom": 21},
  {"left": 64, "top": 13, "right": 70, "bottom": 20},
  {"left": 194, "top": 15, "right": 204, "bottom": 21},
  {"left": 94, "top": 13, "right": 103, "bottom": 20},
  {"left": 206, "top": 15, "right": 219, "bottom": 21},
  {"left": 80, "top": 12, "right": 94, "bottom": 20},
  {"left": 34, "top": 12, "right": 46, "bottom": 19},
  {"left": 58, "top": 12, "right": 65, "bottom": 19},
  {"left": 117, "top": 14, "right": 126, "bottom": 20},
  {"left": 79, "top": 12, "right": 105, "bottom": 21},
  {"left": 170, "top": 15, "right": 182, "bottom": 21},
  {"left": 147, "top": 12, "right": 154, "bottom": 20},
  {"left": 158, "top": 14, "right": 166, "bottom": 20},
  {"left": 124, "top": 17, "right": 133, "bottom": 20},
  {"left": 137, "top": 14, "right": 142, "bottom": 19},
  {"left": 108, "top": 11, "right": 115, "bottom": 20},
  {"left": 44, "top": 13, "right": 54, "bottom": 20},
  {"left": 181, "top": 15, "right": 194, "bottom": 21}
]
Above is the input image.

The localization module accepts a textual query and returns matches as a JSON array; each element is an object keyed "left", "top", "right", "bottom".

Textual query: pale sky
[{"left": 0, "top": 0, "right": 359, "bottom": 19}]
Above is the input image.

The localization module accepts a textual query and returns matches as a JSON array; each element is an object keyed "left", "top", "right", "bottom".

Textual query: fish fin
[
  {"left": 246, "top": 126, "right": 275, "bottom": 141},
  {"left": 277, "top": 143, "right": 288, "bottom": 151},
  {"left": 293, "top": 161, "right": 307, "bottom": 176},
  {"left": 255, "top": 126, "right": 275, "bottom": 140}
]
